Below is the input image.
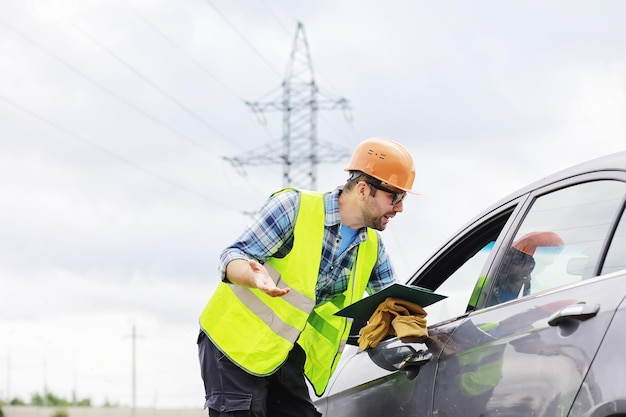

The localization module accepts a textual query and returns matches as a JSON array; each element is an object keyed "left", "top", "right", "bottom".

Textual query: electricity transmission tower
[{"left": 226, "top": 21, "right": 352, "bottom": 190}]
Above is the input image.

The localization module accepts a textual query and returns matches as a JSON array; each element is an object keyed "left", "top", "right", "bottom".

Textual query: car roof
[
  {"left": 507, "top": 150, "right": 626, "bottom": 198},
  {"left": 456, "top": 150, "right": 626, "bottom": 235}
]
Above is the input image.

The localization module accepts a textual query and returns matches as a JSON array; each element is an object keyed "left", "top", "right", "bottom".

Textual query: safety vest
[{"left": 199, "top": 189, "right": 379, "bottom": 395}]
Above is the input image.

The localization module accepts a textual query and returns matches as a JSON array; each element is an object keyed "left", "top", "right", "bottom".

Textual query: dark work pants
[{"left": 197, "top": 331, "right": 322, "bottom": 417}]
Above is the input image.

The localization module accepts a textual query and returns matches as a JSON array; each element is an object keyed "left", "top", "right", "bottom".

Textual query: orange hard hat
[
  {"left": 345, "top": 137, "right": 416, "bottom": 192},
  {"left": 512, "top": 231, "right": 564, "bottom": 256}
]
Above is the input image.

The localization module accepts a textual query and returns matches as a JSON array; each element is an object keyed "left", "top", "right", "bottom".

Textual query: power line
[
  {"left": 121, "top": 0, "right": 248, "bottom": 102},
  {"left": 0, "top": 18, "right": 220, "bottom": 159},
  {"left": 204, "top": 0, "right": 283, "bottom": 79},
  {"left": 0, "top": 92, "right": 247, "bottom": 214},
  {"left": 318, "top": 112, "right": 359, "bottom": 148},
  {"left": 48, "top": 2, "right": 282, "bottom": 189},
  {"left": 118, "top": 0, "right": 278, "bottom": 147},
  {"left": 47, "top": 9, "right": 239, "bottom": 147},
  {"left": 0, "top": 11, "right": 270, "bottom": 206},
  {"left": 256, "top": 0, "right": 293, "bottom": 36}
]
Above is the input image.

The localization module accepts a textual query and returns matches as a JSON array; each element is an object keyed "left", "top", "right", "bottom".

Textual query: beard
[{"left": 363, "top": 198, "right": 387, "bottom": 231}]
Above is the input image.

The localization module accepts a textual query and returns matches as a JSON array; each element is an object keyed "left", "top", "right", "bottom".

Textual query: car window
[
  {"left": 487, "top": 180, "right": 626, "bottom": 306},
  {"left": 410, "top": 209, "right": 514, "bottom": 325},
  {"left": 424, "top": 241, "right": 494, "bottom": 325},
  {"left": 602, "top": 207, "right": 626, "bottom": 275}
]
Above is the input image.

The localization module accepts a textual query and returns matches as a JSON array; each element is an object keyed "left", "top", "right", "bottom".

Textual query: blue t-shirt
[{"left": 339, "top": 224, "right": 359, "bottom": 255}]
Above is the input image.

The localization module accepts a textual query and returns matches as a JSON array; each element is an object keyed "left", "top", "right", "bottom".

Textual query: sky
[{"left": 1, "top": 0, "right": 626, "bottom": 410}]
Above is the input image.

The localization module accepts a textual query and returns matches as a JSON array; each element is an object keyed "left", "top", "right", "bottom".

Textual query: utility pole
[
  {"left": 131, "top": 323, "right": 137, "bottom": 416},
  {"left": 123, "top": 322, "right": 140, "bottom": 415},
  {"left": 226, "top": 21, "right": 352, "bottom": 190},
  {"left": 40, "top": 337, "right": 47, "bottom": 408},
  {"left": 6, "top": 340, "right": 10, "bottom": 404}
]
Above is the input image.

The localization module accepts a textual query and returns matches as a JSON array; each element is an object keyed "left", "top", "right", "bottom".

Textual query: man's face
[{"left": 361, "top": 182, "right": 405, "bottom": 231}]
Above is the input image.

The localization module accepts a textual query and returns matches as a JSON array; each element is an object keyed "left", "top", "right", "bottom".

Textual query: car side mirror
[
  {"left": 566, "top": 257, "right": 587, "bottom": 275},
  {"left": 367, "top": 345, "right": 417, "bottom": 371},
  {"left": 566, "top": 256, "right": 597, "bottom": 279}
]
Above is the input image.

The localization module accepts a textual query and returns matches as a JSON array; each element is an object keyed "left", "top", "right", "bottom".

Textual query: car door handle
[
  {"left": 398, "top": 350, "right": 432, "bottom": 380},
  {"left": 547, "top": 302, "right": 600, "bottom": 327}
]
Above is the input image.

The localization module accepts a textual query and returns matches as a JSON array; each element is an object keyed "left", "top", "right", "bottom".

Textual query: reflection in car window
[
  {"left": 488, "top": 180, "right": 626, "bottom": 307},
  {"left": 603, "top": 208, "right": 626, "bottom": 275},
  {"left": 488, "top": 232, "right": 564, "bottom": 305},
  {"left": 425, "top": 242, "right": 494, "bottom": 325}
]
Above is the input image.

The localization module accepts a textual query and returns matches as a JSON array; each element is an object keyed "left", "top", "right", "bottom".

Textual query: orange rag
[{"left": 358, "top": 297, "right": 428, "bottom": 350}]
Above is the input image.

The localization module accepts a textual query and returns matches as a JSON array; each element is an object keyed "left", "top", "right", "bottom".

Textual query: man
[
  {"left": 489, "top": 231, "right": 564, "bottom": 305},
  {"left": 197, "top": 137, "right": 417, "bottom": 417}
]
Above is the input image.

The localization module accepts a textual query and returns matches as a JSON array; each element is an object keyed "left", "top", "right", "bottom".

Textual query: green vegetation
[
  {"left": 4, "top": 391, "right": 92, "bottom": 407},
  {"left": 51, "top": 409, "right": 68, "bottom": 417}
]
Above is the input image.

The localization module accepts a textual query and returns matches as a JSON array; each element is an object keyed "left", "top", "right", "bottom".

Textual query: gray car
[{"left": 314, "top": 150, "right": 626, "bottom": 417}]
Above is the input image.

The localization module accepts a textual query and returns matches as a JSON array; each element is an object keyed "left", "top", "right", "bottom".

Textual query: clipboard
[{"left": 335, "top": 283, "right": 447, "bottom": 321}]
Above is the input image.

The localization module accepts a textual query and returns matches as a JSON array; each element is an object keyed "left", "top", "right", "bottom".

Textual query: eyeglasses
[{"left": 365, "top": 181, "right": 407, "bottom": 205}]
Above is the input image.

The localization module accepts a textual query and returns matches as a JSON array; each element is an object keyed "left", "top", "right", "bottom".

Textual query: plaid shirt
[{"left": 219, "top": 187, "right": 397, "bottom": 305}]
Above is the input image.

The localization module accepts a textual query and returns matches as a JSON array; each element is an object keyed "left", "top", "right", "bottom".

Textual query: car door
[{"left": 431, "top": 177, "right": 626, "bottom": 417}]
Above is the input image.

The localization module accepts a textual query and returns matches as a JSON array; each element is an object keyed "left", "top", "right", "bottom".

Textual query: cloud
[{"left": 1, "top": 0, "right": 625, "bottom": 408}]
